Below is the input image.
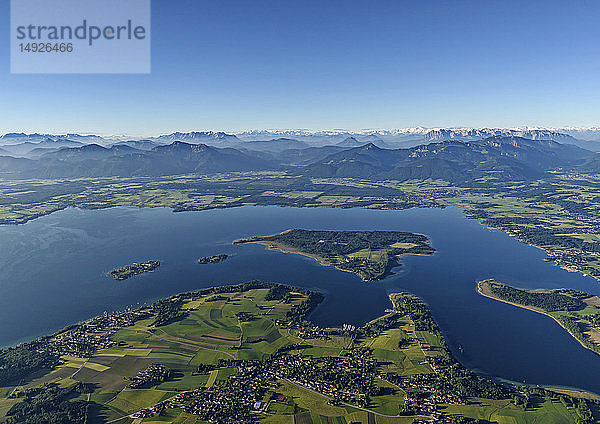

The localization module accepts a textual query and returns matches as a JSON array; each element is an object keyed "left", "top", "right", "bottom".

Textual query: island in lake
[
  {"left": 108, "top": 260, "right": 160, "bottom": 280},
  {"left": 478, "top": 279, "right": 600, "bottom": 355},
  {"left": 235, "top": 229, "right": 435, "bottom": 281},
  {"left": 197, "top": 254, "right": 228, "bottom": 264}
]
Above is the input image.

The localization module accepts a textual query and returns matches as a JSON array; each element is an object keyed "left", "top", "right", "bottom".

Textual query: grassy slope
[{"left": 1, "top": 286, "right": 590, "bottom": 424}]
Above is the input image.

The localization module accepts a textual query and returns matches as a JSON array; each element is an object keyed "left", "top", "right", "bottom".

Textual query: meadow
[{"left": 1, "top": 284, "right": 596, "bottom": 423}]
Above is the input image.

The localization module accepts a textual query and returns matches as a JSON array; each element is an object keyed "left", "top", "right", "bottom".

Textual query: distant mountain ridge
[
  {"left": 3, "top": 127, "right": 600, "bottom": 151},
  {"left": 240, "top": 138, "right": 310, "bottom": 153},
  {"left": 581, "top": 154, "right": 600, "bottom": 173},
  {"left": 152, "top": 131, "right": 241, "bottom": 147},
  {"left": 0, "top": 141, "right": 273, "bottom": 178},
  {"left": 237, "top": 128, "right": 600, "bottom": 151},
  {"left": 0, "top": 133, "right": 106, "bottom": 146},
  {"left": 305, "top": 136, "right": 594, "bottom": 183},
  {"left": 424, "top": 128, "right": 577, "bottom": 143},
  {"left": 336, "top": 136, "right": 392, "bottom": 149},
  {"left": 113, "top": 140, "right": 159, "bottom": 151},
  {"left": 0, "top": 130, "right": 598, "bottom": 181},
  {"left": 422, "top": 128, "right": 600, "bottom": 152},
  {"left": 1, "top": 138, "right": 85, "bottom": 156}
]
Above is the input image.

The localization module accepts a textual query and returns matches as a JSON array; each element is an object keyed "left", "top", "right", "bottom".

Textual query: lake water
[{"left": 1, "top": 205, "right": 599, "bottom": 393}]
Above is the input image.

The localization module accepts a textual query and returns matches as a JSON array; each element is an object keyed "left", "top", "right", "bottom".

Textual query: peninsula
[
  {"left": 198, "top": 254, "right": 228, "bottom": 264},
  {"left": 478, "top": 279, "right": 600, "bottom": 355},
  {"left": 1, "top": 281, "right": 596, "bottom": 424},
  {"left": 108, "top": 260, "right": 161, "bottom": 281},
  {"left": 235, "top": 229, "right": 435, "bottom": 281}
]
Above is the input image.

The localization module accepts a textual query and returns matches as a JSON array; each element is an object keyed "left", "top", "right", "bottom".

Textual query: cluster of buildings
[
  {"left": 341, "top": 323, "right": 357, "bottom": 332},
  {"left": 493, "top": 223, "right": 599, "bottom": 278},
  {"left": 131, "top": 365, "right": 267, "bottom": 423},
  {"left": 396, "top": 373, "right": 465, "bottom": 417},
  {"left": 273, "top": 349, "right": 377, "bottom": 406},
  {"left": 129, "top": 348, "right": 378, "bottom": 422},
  {"left": 402, "top": 187, "right": 458, "bottom": 204},
  {"left": 295, "top": 325, "right": 330, "bottom": 340},
  {"left": 130, "top": 402, "right": 165, "bottom": 419},
  {"left": 547, "top": 249, "right": 598, "bottom": 274},
  {"left": 40, "top": 309, "right": 146, "bottom": 358},
  {"left": 293, "top": 322, "right": 357, "bottom": 339},
  {"left": 130, "top": 364, "right": 171, "bottom": 388},
  {"left": 121, "top": 318, "right": 493, "bottom": 424}
]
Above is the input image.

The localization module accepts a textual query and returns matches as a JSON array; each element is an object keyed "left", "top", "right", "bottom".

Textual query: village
[
  {"left": 128, "top": 323, "right": 473, "bottom": 424},
  {"left": 131, "top": 347, "right": 379, "bottom": 422},
  {"left": 39, "top": 309, "right": 147, "bottom": 359},
  {"left": 26, "top": 288, "right": 509, "bottom": 424},
  {"left": 3, "top": 283, "right": 595, "bottom": 424}
]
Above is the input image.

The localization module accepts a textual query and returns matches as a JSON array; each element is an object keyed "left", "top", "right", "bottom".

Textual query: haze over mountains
[
  {"left": 3, "top": 127, "right": 600, "bottom": 152},
  {"left": 0, "top": 127, "right": 598, "bottom": 183},
  {"left": 307, "top": 137, "right": 592, "bottom": 183}
]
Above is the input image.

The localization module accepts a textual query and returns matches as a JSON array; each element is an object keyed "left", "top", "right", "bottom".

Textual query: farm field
[{"left": 1, "top": 283, "right": 596, "bottom": 423}]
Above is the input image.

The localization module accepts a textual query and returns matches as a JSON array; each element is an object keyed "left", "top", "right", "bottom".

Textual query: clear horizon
[
  {"left": 5, "top": 125, "right": 600, "bottom": 140},
  {"left": 0, "top": 126, "right": 600, "bottom": 138},
  {"left": 4, "top": 125, "right": 600, "bottom": 140},
  {"left": 2, "top": 0, "right": 599, "bottom": 134}
]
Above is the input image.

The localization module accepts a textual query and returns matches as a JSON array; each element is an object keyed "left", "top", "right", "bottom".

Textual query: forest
[
  {"left": 236, "top": 229, "right": 435, "bottom": 281},
  {"left": 487, "top": 281, "right": 586, "bottom": 312}
]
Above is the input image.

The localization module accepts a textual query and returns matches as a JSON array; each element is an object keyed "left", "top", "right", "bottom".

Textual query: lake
[{"left": 1, "top": 205, "right": 599, "bottom": 393}]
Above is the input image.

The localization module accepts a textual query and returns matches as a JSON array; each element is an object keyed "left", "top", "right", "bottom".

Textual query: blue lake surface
[{"left": 0, "top": 205, "right": 599, "bottom": 393}]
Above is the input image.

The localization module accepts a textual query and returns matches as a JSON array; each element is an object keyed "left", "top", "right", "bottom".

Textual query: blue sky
[{"left": 1, "top": 0, "right": 599, "bottom": 136}]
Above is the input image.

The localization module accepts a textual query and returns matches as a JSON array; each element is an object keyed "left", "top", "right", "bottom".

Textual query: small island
[
  {"left": 235, "top": 229, "right": 435, "bottom": 281},
  {"left": 108, "top": 260, "right": 160, "bottom": 281},
  {"left": 197, "top": 254, "right": 228, "bottom": 264},
  {"left": 478, "top": 279, "right": 600, "bottom": 355}
]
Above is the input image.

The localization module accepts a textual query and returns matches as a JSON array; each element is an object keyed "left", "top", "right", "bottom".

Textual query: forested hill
[
  {"left": 304, "top": 136, "right": 593, "bottom": 183},
  {"left": 0, "top": 142, "right": 274, "bottom": 178},
  {"left": 581, "top": 153, "right": 600, "bottom": 173},
  {"left": 0, "top": 135, "right": 596, "bottom": 182},
  {"left": 244, "top": 229, "right": 433, "bottom": 256}
]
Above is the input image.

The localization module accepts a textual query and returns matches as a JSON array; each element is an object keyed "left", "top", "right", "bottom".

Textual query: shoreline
[
  {"left": 236, "top": 238, "right": 370, "bottom": 280},
  {"left": 460, "top": 207, "right": 599, "bottom": 283},
  {"left": 2, "top": 204, "right": 600, "bottom": 400},
  {"left": 548, "top": 387, "right": 600, "bottom": 401},
  {"left": 236, "top": 238, "right": 348, "bottom": 271},
  {"left": 3, "top": 280, "right": 600, "bottom": 402},
  {"left": 2, "top": 202, "right": 597, "bottom": 283},
  {"left": 476, "top": 280, "right": 599, "bottom": 357},
  {"left": 390, "top": 291, "right": 600, "bottom": 400},
  {"left": 235, "top": 237, "right": 417, "bottom": 282}
]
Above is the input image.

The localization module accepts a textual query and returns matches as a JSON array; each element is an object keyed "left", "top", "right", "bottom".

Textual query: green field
[{"left": 1, "top": 284, "right": 595, "bottom": 424}]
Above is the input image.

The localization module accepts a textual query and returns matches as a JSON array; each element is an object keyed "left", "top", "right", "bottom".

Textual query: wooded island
[
  {"left": 108, "top": 260, "right": 161, "bottom": 281},
  {"left": 197, "top": 254, "right": 228, "bottom": 264},
  {"left": 235, "top": 229, "right": 435, "bottom": 281}
]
